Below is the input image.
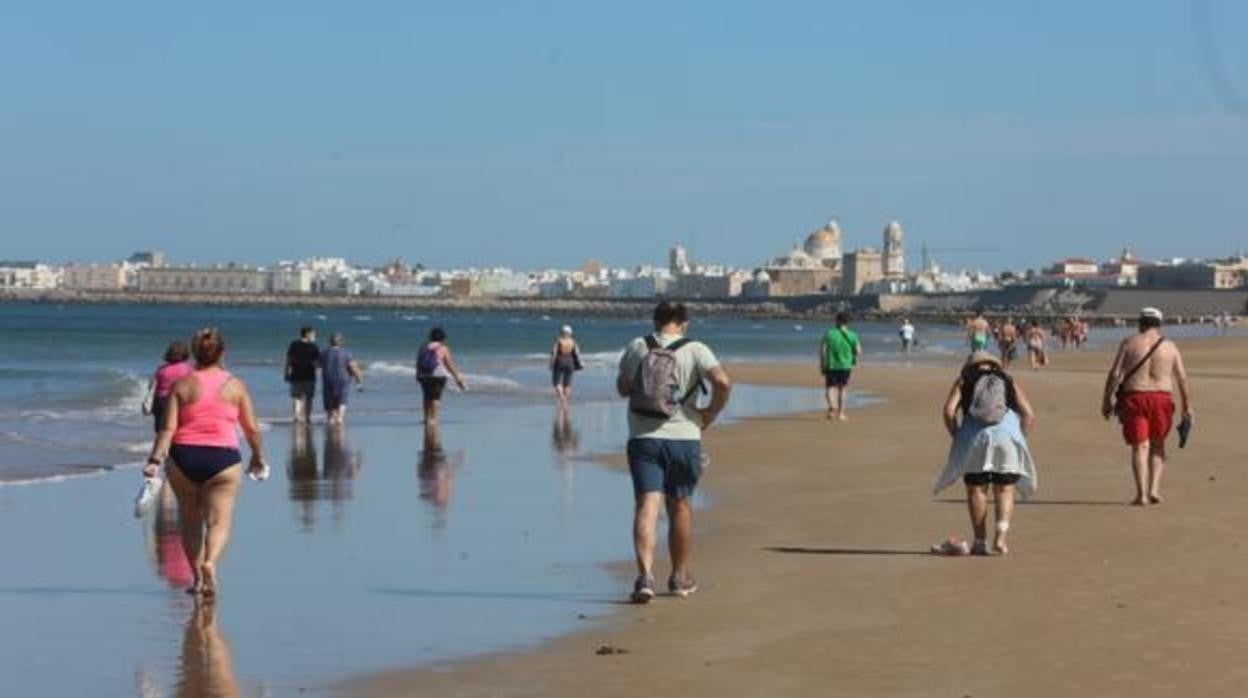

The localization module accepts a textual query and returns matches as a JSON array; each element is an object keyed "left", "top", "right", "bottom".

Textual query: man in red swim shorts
[{"left": 1101, "top": 308, "right": 1194, "bottom": 506}]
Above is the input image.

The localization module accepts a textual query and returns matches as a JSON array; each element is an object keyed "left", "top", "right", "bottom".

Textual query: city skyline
[{"left": 3, "top": 2, "right": 1248, "bottom": 270}]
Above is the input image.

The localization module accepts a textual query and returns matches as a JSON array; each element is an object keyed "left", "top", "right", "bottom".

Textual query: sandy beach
[{"left": 348, "top": 336, "right": 1248, "bottom": 698}]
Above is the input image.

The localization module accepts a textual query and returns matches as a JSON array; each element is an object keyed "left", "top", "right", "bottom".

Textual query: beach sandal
[{"left": 930, "top": 537, "right": 970, "bottom": 556}]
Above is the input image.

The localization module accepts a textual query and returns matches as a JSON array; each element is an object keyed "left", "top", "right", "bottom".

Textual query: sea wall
[{"left": 3, "top": 287, "right": 1244, "bottom": 322}]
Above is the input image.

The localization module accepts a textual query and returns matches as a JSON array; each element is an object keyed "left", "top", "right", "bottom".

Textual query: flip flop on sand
[{"left": 930, "top": 538, "right": 970, "bottom": 556}]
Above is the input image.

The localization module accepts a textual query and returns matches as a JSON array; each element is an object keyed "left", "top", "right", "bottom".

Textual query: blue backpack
[{"left": 417, "top": 343, "right": 441, "bottom": 376}]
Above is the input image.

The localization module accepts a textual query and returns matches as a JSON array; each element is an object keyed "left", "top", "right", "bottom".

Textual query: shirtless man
[
  {"left": 997, "top": 318, "right": 1019, "bottom": 368},
  {"left": 1100, "top": 308, "right": 1193, "bottom": 506},
  {"left": 966, "top": 309, "right": 991, "bottom": 353},
  {"left": 1024, "top": 322, "right": 1048, "bottom": 370}
]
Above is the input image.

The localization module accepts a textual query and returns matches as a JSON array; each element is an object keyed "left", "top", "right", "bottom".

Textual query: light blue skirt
[{"left": 933, "top": 411, "right": 1038, "bottom": 498}]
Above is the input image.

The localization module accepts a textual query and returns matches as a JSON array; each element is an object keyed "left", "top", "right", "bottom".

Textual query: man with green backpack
[{"left": 820, "top": 311, "right": 862, "bottom": 421}]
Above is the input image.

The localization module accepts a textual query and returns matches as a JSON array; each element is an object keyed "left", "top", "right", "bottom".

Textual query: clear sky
[{"left": 2, "top": 1, "right": 1247, "bottom": 272}]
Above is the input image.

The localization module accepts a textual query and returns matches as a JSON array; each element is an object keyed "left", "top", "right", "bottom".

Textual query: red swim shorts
[{"left": 1117, "top": 391, "right": 1174, "bottom": 445}]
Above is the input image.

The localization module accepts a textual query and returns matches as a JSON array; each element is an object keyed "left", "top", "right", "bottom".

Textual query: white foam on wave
[
  {"left": 460, "top": 373, "right": 525, "bottom": 392},
  {"left": 366, "top": 361, "right": 413, "bottom": 377}
]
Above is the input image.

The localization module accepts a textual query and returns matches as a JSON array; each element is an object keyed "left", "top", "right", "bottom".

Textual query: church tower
[{"left": 883, "top": 221, "right": 905, "bottom": 278}]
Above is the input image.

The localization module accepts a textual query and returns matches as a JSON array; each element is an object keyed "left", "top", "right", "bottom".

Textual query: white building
[
  {"left": 61, "top": 263, "right": 132, "bottom": 291},
  {"left": 0, "top": 261, "right": 60, "bottom": 289}
]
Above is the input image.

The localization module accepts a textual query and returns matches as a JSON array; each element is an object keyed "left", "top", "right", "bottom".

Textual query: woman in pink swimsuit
[
  {"left": 144, "top": 328, "right": 266, "bottom": 598},
  {"left": 148, "top": 340, "right": 193, "bottom": 433}
]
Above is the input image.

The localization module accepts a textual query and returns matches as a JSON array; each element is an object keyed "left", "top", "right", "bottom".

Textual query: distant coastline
[{"left": 2, "top": 287, "right": 1244, "bottom": 324}]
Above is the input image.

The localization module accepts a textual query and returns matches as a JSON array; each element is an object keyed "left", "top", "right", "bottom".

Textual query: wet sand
[{"left": 348, "top": 336, "right": 1248, "bottom": 697}]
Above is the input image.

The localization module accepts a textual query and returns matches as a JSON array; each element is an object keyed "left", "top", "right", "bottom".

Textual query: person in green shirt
[{"left": 819, "top": 311, "right": 862, "bottom": 421}]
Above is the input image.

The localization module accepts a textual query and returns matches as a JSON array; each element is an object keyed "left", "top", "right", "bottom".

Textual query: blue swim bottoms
[
  {"left": 627, "top": 438, "right": 702, "bottom": 499},
  {"left": 170, "top": 445, "right": 241, "bottom": 484}
]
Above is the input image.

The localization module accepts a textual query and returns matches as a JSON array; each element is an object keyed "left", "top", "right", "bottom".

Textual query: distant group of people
[{"left": 138, "top": 299, "right": 1196, "bottom": 604}]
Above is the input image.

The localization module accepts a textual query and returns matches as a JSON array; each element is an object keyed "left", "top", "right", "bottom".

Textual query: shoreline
[
  {"left": 343, "top": 336, "right": 1248, "bottom": 697},
  {"left": 4, "top": 288, "right": 1244, "bottom": 325}
]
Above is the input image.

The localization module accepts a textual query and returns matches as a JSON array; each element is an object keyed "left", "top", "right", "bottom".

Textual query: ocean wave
[
  {"left": 461, "top": 373, "right": 525, "bottom": 392},
  {"left": 361, "top": 362, "right": 527, "bottom": 393},
  {"left": 12, "top": 369, "right": 147, "bottom": 424},
  {"left": 0, "top": 461, "right": 141, "bottom": 488},
  {"left": 365, "top": 360, "right": 413, "bottom": 376},
  {"left": 519, "top": 350, "right": 622, "bottom": 367}
]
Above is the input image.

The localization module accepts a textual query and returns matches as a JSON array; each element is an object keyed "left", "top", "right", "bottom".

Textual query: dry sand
[{"left": 347, "top": 337, "right": 1248, "bottom": 698}]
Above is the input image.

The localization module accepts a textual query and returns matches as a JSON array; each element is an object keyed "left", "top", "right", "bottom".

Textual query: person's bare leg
[
  {"left": 993, "top": 484, "right": 1016, "bottom": 554},
  {"left": 199, "top": 465, "right": 243, "bottom": 598},
  {"left": 292, "top": 397, "right": 304, "bottom": 424},
  {"left": 633, "top": 492, "right": 663, "bottom": 579},
  {"left": 836, "top": 386, "right": 849, "bottom": 420},
  {"left": 1148, "top": 440, "right": 1167, "bottom": 504},
  {"left": 165, "top": 464, "right": 204, "bottom": 593},
  {"left": 424, "top": 399, "right": 440, "bottom": 425},
  {"left": 966, "top": 483, "right": 989, "bottom": 550},
  {"left": 824, "top": 386, "right": 836, "bottom": 419},
  {"left": 666, "top": 496, "right": 694, "bottom": 580},
  {"left": 1130, "top": 442, "right": 1150, "bottom": 505}
]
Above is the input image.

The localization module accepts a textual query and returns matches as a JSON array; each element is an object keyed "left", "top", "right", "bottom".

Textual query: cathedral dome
[{"left": 804, "top": 220, "right": 842, "bottom": 260}]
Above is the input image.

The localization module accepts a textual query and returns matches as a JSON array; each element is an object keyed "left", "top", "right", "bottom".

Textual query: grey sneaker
[
  {"left": 630, "top": 576, "right": 656, "bottom": 604},
  {"left": 668, "top": 574, "right": 699, "bottom": 598}
]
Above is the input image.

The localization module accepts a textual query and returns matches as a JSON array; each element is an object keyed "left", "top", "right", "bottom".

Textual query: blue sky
[{"left": 2, "top": 1, "right": 1247, "bottom": 272}]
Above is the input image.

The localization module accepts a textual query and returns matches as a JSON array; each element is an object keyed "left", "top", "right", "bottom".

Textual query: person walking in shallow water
[
  {"left": 617, "top": 301, "right": 732, "bottom": 603},
  {"left": 550, "top": 325, "right": 581, "bottom": 409},
  {"left": 144, "top": 328, "right": 267, "bottom": 597},
  {"left": 285, "top": 326, "right": 320, "bottom": 423},
  {"left": 321, "top": 332, "right": 364, "bottom": 425},
  {"left": 415, "top": 327, "right": 467, "bottom": 425},
  {"left": 1101, "top": 308, "right": 1193, "bottom": 506},
  {"left": 146, "top": 341, "right": 193, "bottom": 433},
  {"left": 935, "top": 351, "right": 1038, "bottom": 555}
]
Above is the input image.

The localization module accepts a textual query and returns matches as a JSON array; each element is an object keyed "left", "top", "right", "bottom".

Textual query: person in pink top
[
  {"left": 145, "top": 327, "right": 266, "bottom": 598},
  {"left": 146, "top": 341, "right": 193, "bottom": 433}
]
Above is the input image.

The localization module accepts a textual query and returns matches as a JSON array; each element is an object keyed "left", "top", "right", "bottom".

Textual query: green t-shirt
[{"left": 824, "top": 326, "right": 859, "bottom": 371}]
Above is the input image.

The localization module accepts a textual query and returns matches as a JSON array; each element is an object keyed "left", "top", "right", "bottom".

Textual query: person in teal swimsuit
[{"left": 967, "top": 309, "right": 991, "bottom": 352}]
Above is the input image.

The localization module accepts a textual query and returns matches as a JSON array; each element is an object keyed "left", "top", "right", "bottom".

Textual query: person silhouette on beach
[
  {"left": 1101, "top": 308, "right": 1194, "bottom": 506},
  {"left": 617, "top": 301, "right": 732, "bottom": 603}
]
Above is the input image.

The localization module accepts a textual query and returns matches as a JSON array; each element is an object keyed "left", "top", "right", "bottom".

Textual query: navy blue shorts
[
  {"left": 824, "top": 369, "right": 852, "bottom": 387},
  {"left": 627, "top": 438, "right": 702, "bottom": 499},
  {"left": 170, "top": 445, "right": 241, "bottom": 484}
]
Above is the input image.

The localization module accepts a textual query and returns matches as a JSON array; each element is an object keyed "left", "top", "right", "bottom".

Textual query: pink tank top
[
  {"left": 172, "top": 367, "right": 241, "bottom": 449},
  {"left": 153, "top": 361, "right": 194, "bottom": 398}
]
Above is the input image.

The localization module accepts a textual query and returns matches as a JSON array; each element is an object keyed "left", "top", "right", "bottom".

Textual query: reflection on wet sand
[
  {"left": 417, "top": 421, "right": 461, "bottom": 528},
  {"left": 287, "top": 424, "right": 362, "bottom": 530},
  {"left": 151, "top": 485, "right": 194, "bottom": 590},
  {"left": 174, "top": 602, "right": 239, "bottom": 698},
  {"left": 551, "top": 408, "right": 582, "bottom": 506},
  {"left": 551, "top": 407, "right": 580, "bottom": 461}
]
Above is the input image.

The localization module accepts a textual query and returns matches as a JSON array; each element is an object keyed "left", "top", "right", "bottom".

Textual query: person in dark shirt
[{"left": 285, "top": 326, "right": 320, "bottom": 423}]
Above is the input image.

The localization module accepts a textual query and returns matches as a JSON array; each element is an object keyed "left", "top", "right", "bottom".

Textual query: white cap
[
  {"left": 1140, "top": 307, "right": 1163, "bottom": 321},
  {"left": 560, "top": 325, "right": 574, "bottom": 336}
]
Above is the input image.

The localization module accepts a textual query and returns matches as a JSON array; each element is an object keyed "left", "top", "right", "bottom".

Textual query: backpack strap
[
  {"left": 1118, "top": 337, "right": 1166, "bottom": 391},
  {"left": 643, "top": 335, "right": 661, "bottom": 351}
]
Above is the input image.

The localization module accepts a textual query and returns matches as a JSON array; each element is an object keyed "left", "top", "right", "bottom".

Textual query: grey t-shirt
[{"left": 618, "top": 333, "right": 720, "bottom": 441}]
